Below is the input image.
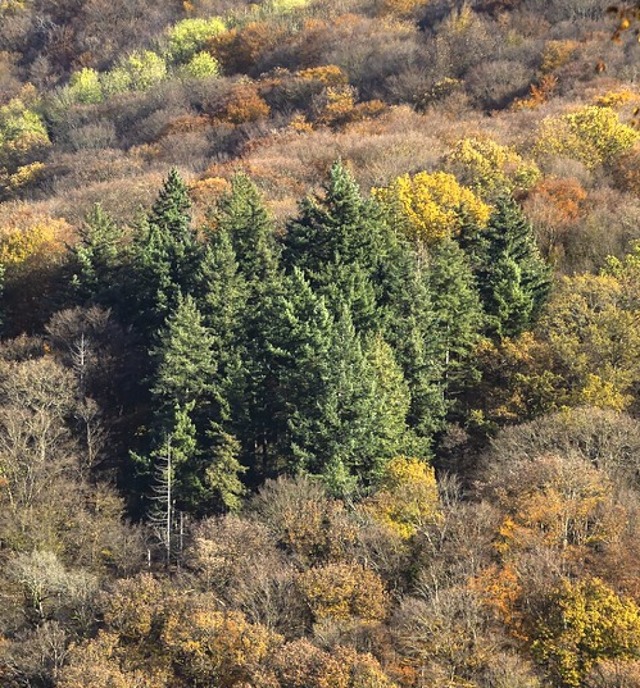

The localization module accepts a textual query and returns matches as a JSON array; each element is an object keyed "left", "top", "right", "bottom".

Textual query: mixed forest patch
[{"left": 3, "top": 1, "right": 640, "bottom": 687}]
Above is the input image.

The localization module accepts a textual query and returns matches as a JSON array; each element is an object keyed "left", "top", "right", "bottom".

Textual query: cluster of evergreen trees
[{"left": 69, "top": 163, "right": 549, "bottom": 517}]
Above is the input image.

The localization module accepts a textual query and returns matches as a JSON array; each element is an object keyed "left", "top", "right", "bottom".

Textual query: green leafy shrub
[
  {"left": 123, "top": 51, "right": 167, "bottom": 91},
  {"left": 67, "top": 68, "right": 104, "bottom": 105},
  {"left": 167, "top": 17, "right": 226, "bottom": 63},
  {"left": 179, "top": 51, "right": 221, "bottom": 80},
  {"left": 535, "top": 106, "right": 639, "bottom": 170}
]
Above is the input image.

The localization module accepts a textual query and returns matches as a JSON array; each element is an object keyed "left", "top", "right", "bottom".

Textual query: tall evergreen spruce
[
  {"left": 361, "top": 333, "right": 419, "bottom": 479},
  {"left": 475, "top": 195, "right": 551, "bottom": 339},
  {"left": 140, "top": 294, "right": 243, "bottom": 514},
  {"left": 207, "top": 176, "right": 283, "bottom": 481},
  {"left": 205, "top": 426, "right": 246, "bottom": 512},
  {"left": 375, "top": 231, "right": 446, "bottom": 439},
  {"left": 158, "top": 402, "right": 199, "bottom": 513},
  {"left": 144, "top": 294, "right": 214, "bottom": 512},
  {"left": 214, "top": 174, "right": 279, "bottom": 287},
  {"left": 196, "top": 227, "right": 246, "bottom": 347},
  {"left": 129, "top": 169, "right": 199, "bottom": 339},
  {"left": 271, "top": 269, "right": 335, "bottom": 477},
  {"left": 427, "top": 237, "right": 485, "bottom": 403},
  {"left": 284, "top": 162, "right": 445, "bottom": 440},
  {"left": 284, "top": 161, "right": 371, "bottom": 276},
  {"left": 194, "top": 227, "right": 246, "bottom": 424},
  {"left": 236, "top": 277, "right": 285, "bottom": 483},
  {"left": 69, "top": 204, "right": 125, "bottom": 306},
  {"left": 267, "top": 272, "right": 414, "bottom": 493},
  {"left": 148, "top": 167, "right": 192, "bottom": 238},
  {"left": 309, "top": 308, "right": 377, "bottom": 494},
  {"left": 150, "top": 293, "right": 217, "bottom": 418},
  {"left": 283, "top": 161, "right": 384, "bottom": 330},
  {"left": 313, "top": 310, "right": 414, "bottom": 494}
]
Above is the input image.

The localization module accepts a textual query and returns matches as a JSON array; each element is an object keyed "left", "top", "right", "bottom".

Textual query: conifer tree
[
  {"left": 230, "top": 273, "right": 285, "bottom": 483},
  {"left": 69, "top": 204, "right": 124, "bottom": 306},
  {"left": 151, "top": 294, "right": 216, "bottom": 411},
  {"left": 283, "top": 161, "right": 384, "bottom": 330},
  {"left": 427, "top": 236, "right": 485, "bottom": 401},
  {"left": 362, "top": 333, "right": 418, "bottom": 479},
  {"left": 129, "top": 169, "right": 199, "bottom": 338},
  {"left": 140, "top": 294, "right": 244, "bottom": 514},
  {"left": 378, "top": 240, "right": 446, "bottom": 439},
  {"left": 148, "top": 167, "right": 192, "bottom": 239},
  {"left": 286, "top": 319, "right": 364, "bottom": 492},
  {"left": 213, "top": 173, "right": 279, "bottom": 289},
  {"left": 268, "top": 273, "right": 414, "bottom": 492},
  {"left": 475, "top": 195, "right": 551, "bottom": 339},
  {"left": 205, "top": 425, "right": 246, "bottom": 512},
  {"left": 265, "top": 268, "right": 334, "bottom": 477},
  {"left": 206, "top": 176, "right": 285, "bottom": 480},
  {"left": 242, "top": 268, "right": 346, "bottom": 483},
  {"left": 284, "top": 161, "right": 371, "bottom": 277},
  {"left": 196, "top": 227, "right": 246, "bottom": 345},
  {"left": 311, "top": 311, "right": 414, "bottom": 493},
  {"left": 194, "top": 228, "right": 247, "bottom": 422},
  {"left": 163, "top": 401, "right": 199, "bottom": 512},
  {"left": 284, "top": 163, "right": 445, "bottom": 440}
]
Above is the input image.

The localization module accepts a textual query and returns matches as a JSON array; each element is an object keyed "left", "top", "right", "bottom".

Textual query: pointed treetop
[
  {"left": 283, "top": 159, "right": 383, "bottom": 299},
  {"left": 71, "top": 203, "right": 124, "bottom": 304},
  {"left": 317, "top": 159, "right": 366, "bottom": 224},
  {"left": 213, "top": 173, "right": 278, "bottom": 285},
  {"left": 151, "top": 292, "right": 217, "bottom": 407},
  {"left": 148, "top": 168, "right": 192, "bottom": 239},
  {"left": 478, "top": 194, "right": 551, "bottom": 339}
]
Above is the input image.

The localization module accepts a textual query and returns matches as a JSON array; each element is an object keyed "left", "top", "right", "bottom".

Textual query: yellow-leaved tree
[
  {"left": 296, "top": 562, "right": 389, "bottom": 622},
  {"left": 534, "top": 106, "right": 639, "bottom": 170},
  {"left": 362, "top": 456, "right": 441, "bottom": 539},
  {"left": 0, "top": 205, "right": 72, "bottom": 332},
  {"left": 372, "top": 171, "right": 491, "bottom": 245},
  {"left": 58, "top": 631, "right": 165, "bottom": 688},
  {"left": 444, "top": 137, "right": 541, "bottom": 198},
  {"left": 162, "top": 602, "right": 280, "bottom": 687},
  {"left": 0, "top": 96, "right": 50, "bottom": 196},
  {"left": 542, "top": 268, "right": 640, "bottom": 413},
  {"left": 472, "top": 244, "right": 640, "bottom": 423},
  {"left": 532, "top": 577, "right": 640, "bottom": 687}
]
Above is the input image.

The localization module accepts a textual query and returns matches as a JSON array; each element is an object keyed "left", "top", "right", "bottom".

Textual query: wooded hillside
[{"left": 2, "top": 1, "right": 640, "bottom": 687}]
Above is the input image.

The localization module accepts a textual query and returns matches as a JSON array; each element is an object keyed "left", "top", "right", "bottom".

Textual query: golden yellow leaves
[
  {"left": 495, "top": 454, "right": 616, "bottom": 556},
  {"left": 535, "top": 106, "right": 639, "bottom": 170},
  {"left": 162, "top": 605, "right": 279, "bottom": 687},
  {"left": 362, "top": 456, "right": 441, "bottom": 539},
  {"left": 0, "top": 206, "right": 70, "bottom": 279},
  {"left": 445, "top": 137, "right": 541, "bottom": 196},
  {"left": 58, "top": 631, "right": 163, "bottom": 688},
  {"left": 297, "top": 562, "right": 388, "bottom": 622},
  {"left": 0, "top": 97, "right": 50, "bottom": 197},
  {"left": 532, "top": 577, "right": 640, "bottom": 687},
  {"left": 373, "top": 171, "right": 490, "bottom": 245},
  {"left": 544, "top": 271, "right": 640, "bottom": 413},
  {"left": 0, "top": 0, "right": 28, "bottom": 16},
  {"left": 270, "top": 640, "right": 397, "bottom": 688},
  {"left": 297, "top": 64, "right": 349, "bottom": 87}
]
